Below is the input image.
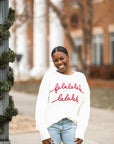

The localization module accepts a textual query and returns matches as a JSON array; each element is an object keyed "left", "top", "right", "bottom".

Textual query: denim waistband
[{"left": 58, "top": 118, "right": 72, "bottom": 124}]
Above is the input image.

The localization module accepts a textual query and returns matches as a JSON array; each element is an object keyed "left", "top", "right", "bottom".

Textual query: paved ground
[{"left": 9, "top": 91, "right": 114, "bottom": 144}]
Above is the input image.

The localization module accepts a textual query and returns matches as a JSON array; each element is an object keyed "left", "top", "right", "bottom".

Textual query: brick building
[
  {"left": 62, "top": 0, "right": 114, "bottom": 68},
  {"left": 10, "top": 0, "right": 114, "bottom": 79}
]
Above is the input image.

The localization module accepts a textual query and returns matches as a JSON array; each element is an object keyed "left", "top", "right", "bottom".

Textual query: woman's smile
[
  {"left": 58, "top": 65, "right": 65, "bottom": 69},
  {"left": 52, "top": 51, "right": 69, "bottom": 74}
]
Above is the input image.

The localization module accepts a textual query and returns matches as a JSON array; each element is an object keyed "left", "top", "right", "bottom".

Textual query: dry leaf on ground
[{"left": 9, "top": 114, "right": 36, "bottom": 135}]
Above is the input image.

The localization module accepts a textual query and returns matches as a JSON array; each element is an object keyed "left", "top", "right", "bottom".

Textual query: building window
[
  {"left": 110, "top": 33, "right": 114, "bottom": 65},
  {"left": 70, "top": 13, "right": 79, "bottom": 28},
  {"left": 70, "top": 0, "right": 78, "bottom": 8},
  {"left": 93, "top": 34, "right": 103, "bottom": 66},
  {"left": 92, "top": 0, "right": 104, "bottom": 3},
  {"left": 71, "top": 38, "right": 82, "bottom": 69}
]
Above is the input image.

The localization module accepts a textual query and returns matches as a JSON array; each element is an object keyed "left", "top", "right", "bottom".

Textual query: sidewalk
[
  {"left": 9, "top": 91, "right": 114, "bottom": 144},
  {"left": 10, "top": 132, "right": 98, "bottom": 144}
]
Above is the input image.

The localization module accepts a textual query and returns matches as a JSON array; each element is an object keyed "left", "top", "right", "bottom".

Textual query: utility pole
[{"left": 0, "top": 0, "right": 10, "bottom": 143}]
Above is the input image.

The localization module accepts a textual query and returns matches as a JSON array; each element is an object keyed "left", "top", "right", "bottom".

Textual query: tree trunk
[
  {"left": 46, "top": 0, "right": 93, "bottom": 77},
  {"left": 79, "top": 0, "right": 93, "bottom": 77},
  {"left": 46, "top": 0, "right": 85, "bottom": 71}
]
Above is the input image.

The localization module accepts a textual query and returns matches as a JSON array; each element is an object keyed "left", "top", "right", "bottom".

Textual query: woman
[{"left": 35, "top": 46, "right": 90, "bottom": 144}]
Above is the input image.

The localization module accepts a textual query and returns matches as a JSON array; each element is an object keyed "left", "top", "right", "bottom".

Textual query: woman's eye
[
  {"left": 60, "top": 57, "right": 64, "bottom": 60},
  {"left": 54, "top": 59, "right": 58, "bottom": 62}
]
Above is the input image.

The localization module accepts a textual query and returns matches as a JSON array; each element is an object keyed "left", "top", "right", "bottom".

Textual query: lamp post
[{"left": 0, "top": 0, "right": 10, "bottom": 143}]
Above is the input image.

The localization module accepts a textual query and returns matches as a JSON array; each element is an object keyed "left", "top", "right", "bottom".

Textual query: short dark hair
[{"left": 51, "top": 46, "right": 68, "bottom": 57}]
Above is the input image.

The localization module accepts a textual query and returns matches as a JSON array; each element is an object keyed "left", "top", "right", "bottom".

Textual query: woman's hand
[
  {"left": 42, "top": 138, "right": 55, "bottom": 144},
  {"left": 74, "top": 138, "right": 83, "bottom": 144}
]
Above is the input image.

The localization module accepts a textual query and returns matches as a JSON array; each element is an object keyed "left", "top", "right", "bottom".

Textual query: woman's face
[{"left": 52, "top": 51, "right": 70, "bottom": 74}]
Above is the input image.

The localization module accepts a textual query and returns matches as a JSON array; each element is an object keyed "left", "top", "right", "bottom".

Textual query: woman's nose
[{"left": 58, "top": 59, "right": 62, "bottom": 65}]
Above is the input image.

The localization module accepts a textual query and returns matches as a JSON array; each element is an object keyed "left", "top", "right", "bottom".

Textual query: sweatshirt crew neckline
[{"left": 55, "top": 70, "right": 76, "bottom": 77}]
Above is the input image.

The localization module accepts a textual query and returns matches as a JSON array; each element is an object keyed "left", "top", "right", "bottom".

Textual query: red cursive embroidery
[
  {"left": 51, "top": 94, "right": 79, "bottom": 103},
  {"left": 50, "top": 83, "right": 84, "bottom": 94}
]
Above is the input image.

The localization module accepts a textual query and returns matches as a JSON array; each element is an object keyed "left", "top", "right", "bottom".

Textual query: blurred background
[{"left": 9, "top": 0, "right": 114, "bottom": 80}]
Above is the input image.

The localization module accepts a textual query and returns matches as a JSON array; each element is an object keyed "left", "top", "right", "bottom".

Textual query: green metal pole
[{"left": 0, "top": 0, "right": 10, "bottom": 143}]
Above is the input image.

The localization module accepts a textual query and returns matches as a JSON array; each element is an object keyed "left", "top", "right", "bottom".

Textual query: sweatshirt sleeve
[
  {"left": 35, "top": 71, "right": 51, "bottom": 140},
  {"left": 75, "top": 74, "right": 90, "bottom": 140}
]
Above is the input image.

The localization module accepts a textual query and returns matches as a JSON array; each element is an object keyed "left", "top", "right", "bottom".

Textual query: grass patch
[
  {"left": 11, "top": 82, "right": 40, "bottom": 95},
  {"left": 90, "top": 87, "right": 114, "bottom": 110},
  {"left": 12, "top": 82, "right": 114, "bottom": 110}
]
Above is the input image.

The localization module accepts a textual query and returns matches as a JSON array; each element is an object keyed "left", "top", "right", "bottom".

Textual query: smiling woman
[
  {"left": 35, "top": 46, "right": 90, "bottom": 144},
  {"left": 51, "top": 46, "right": 73, "bottom": 75}
]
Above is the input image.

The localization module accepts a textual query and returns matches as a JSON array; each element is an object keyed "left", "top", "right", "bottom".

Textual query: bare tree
[
  {"left": 11, "top": 0, "right": 32, "bottom": 51},
  {"left": 11, "top": 0, "right": 33, "bottom": 69},
  {"left": 46, "top": 0, "right": 93, "bottom": 77},
  {"left": 11, "top": 0, "right": 93, "bottom": 76},
  {"left": 77, "top": 0, "right": 93, "bottom": 75}
]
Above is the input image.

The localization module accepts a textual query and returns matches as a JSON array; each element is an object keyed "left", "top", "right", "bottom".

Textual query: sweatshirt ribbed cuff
[
  {"left": 75, "top": 128, "right": 84, "bottom": 140},
  {"left": 38, "top": 127, "right": 51, "bottom": 141}
]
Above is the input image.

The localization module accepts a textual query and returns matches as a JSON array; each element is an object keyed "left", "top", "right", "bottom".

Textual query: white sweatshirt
[{"left": 35, "top": 67, "right": 90, "bottom": 141}]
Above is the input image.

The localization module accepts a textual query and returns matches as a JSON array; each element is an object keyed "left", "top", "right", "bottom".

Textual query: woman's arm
[
  {"left": 35, "top": 71, "right": 51, "bottom": 141},
  {"left": 75, "top": 74, "right": 90, "bottom": 140}
]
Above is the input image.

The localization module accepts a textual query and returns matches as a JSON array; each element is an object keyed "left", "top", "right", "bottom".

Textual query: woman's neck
[{"left": 62, "top": 67, "right": 74, "bottom": 75}]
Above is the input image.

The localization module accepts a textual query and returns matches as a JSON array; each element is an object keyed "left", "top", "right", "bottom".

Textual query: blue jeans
[{"left": 48, "top": 118, "right": 85, "bottom": 144}]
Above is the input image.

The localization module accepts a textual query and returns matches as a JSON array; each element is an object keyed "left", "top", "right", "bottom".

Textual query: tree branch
[{"left": 46, "top": 0, "right": 85, "bottom": 71}]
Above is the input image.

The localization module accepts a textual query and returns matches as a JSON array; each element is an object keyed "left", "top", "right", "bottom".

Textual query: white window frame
[
  {"left": 71, "top": 38, "right": 82, "bottom": 69},
  {"left": 92, "top": 0, "right": 104, "bottom": 3},
  {"left": 110, "top": 33, "right": 114, "bottom": 65},
  {"left": 93, "top": 34, "right": 103, "bottom": 66},
  {"left": 70, "top": 0, "right": 78, "bottom": 8}
]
